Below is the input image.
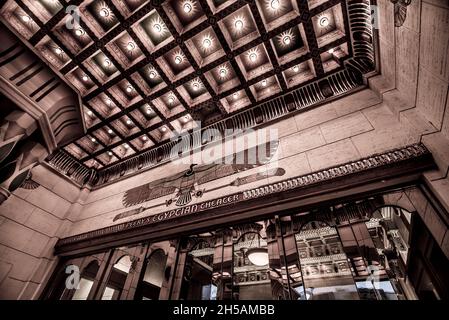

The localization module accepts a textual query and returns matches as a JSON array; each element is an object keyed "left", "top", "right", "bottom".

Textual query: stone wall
[{"left": 0, "top": 165, "right": 85, "bottom": 299}]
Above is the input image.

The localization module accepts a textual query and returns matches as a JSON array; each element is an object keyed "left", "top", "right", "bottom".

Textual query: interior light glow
[
  {"left": 234, "top": 18, "right": 244, "bottom": 31},
  {"left": 149, "top": 70, "right": 157, "bottom": 79},
  {"left": 183, "top": 1, "right": 194, "bottom": 14},
  {"left": 191, "top": 80, "right": 201, "bottom": 91},
  {"left": 75, "top": 28, "right": 85, "bottom": 36},
  {"left": 91, "top": 137, "right": 96, "bottom": 142},
  {"left": 249, "top": 52, "right": 257, "bottom": 62},
  {"left": 21, "top": 15, "right": 31, "bottom": 22},
  {"left": 168, "top": 95, "right": 175, "bottom": 104},
  {"left": 124, "top": 144, "right": 129, "bottom": 149},
  {"left": 292, "top": 65, "right": 299, "bottom": 72},
  {"left": 174, "top": 54, "right": 183, "bottom": 65},
  {"left": 82, "top": 75, "right": 89, "bottom": 82},
  {"left": 319, "top": 16, "right": 329, "bottom": 27},
  {"left": 126, "top": 42, "right": 135, "bottom": 51},
  {"left": 87, "top": 110, "right": 93, "bottom": 116},
  {"left": 218, "top": 66, "right": 228, "bottom": 78},
  {"left": 107, "top": 129, "right": 113, "bottom": 134},
  {"left": 99, "top": 8, "right": 110, "bottom": 18},
  {"left": 108, "top": 151, "right": 113, "bottom": 156},
  {"left": 142, "top": 136, "right": 148, "bottom": 141},
  {"left": 247, "top": 248, "right": 269, "bottom": 266},
  {"left": 270, "top": 0, "right": 280, "bottom": 10},
  {"left": 261, "top": 79, "right": 267, "bottom": 87},
  {"left": 233, "top": 92, "right": 239, "bottom": 99},
  {"left": 103, "top": 58, "right": 111, "bottom": 67},
  {"left": 328, "top": 48, "right": 334, "bottom": 54},
  {"left": 126, "top": 119, "right": 132, "bottom": 125},
  {"left": 126, "top": 85, "right": 133, "bottom": 93},
  {"left": 54, "top": 47, "right": 62, "bottom": 55}
]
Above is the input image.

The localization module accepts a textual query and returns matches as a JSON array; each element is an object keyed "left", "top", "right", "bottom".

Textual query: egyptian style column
[
  {"left": 0, "top": 110, "right": 38, "bottom": 164},
  {"left": 0, "top": 140, "right": 47, "bottom": 204}
]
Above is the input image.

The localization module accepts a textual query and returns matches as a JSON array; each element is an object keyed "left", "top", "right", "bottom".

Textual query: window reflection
[
  {"left": 232, "top": 223, "right": 272, "bottom": 300},
  {"left": 136, "top": 249, "right": 167, "bottom": 300},
  {"left": 180, "top": 234, "right": 216, "bottom": 300},
  {"left": 101, "top": 255, "right": 132, "bottom": 300},
  {"left": 295, "top": 220, "right": 359, "bottom": 300},
  {"left": 72, "top": 260, "right": 99, "bottom": 300}
]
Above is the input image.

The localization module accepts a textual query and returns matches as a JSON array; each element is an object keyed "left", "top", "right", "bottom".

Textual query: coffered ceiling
[{"left": 0, "top": 0, "right": 375, "bottom": 186}]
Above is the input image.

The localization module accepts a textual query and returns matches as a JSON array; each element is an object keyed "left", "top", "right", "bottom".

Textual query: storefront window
[
  {"left": 295, "top": 220, "right": 359, "bottom": 300},
  {"left": 135, "top": 249, "right": 167, "bottom": 300},
  {"left": 72, "top": 260, "right": 99, "bottom": 300},
  {"left": 101, "top": 255, "right": 132, "bottom": 300}
]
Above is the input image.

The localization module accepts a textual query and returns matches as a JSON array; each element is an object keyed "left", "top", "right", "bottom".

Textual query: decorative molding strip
[
  {"left": 56, "top": 143, "right": 430, "bottom": 248},
  {"left": 242, "top": 144, "right": 429, "bottom": 201}
]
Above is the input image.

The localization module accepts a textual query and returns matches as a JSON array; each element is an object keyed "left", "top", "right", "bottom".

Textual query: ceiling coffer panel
[{"left": 0, "top": 0, "right": 375, "bottom": 187}]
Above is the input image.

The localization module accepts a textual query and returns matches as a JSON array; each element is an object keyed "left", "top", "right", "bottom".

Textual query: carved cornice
[
  {"left": 55, "top": 143, "right": 430, "bottom": 251},
  {"left": 243, "top": 144, "right": 428, "bottom": 200}
]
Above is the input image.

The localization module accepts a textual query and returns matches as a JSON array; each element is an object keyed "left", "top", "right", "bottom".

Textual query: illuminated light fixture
[
  {"left": 152, "top": 17, "right": 166, "bottom": 35},
  {"left": 174, "top": 54, "right": 183, "bottom": 65},
  {"left": 279, "top": 30, "right": 294, "bottom": 47},
  {"left": 247, "top": 248, "right": 269, "bottom": 266},
  {"left": 91, "top": 137, "right": 96, "bottom": 142},
  {"left": 54, "top": 47, "right": 62, "bottom": 55},
  {"left": 261, "top": 79, "right": 267, "bottom": 87},
  {"left": 126, "top": 42, "right": 135, "bottom": 51},
  {"left": 124, "top": 143, "right": 129, "bottom": 149},
  {"left": 168, "top": 95, "right": 176, "bottom": 104},
  {"left": 161, "top": 126, "right": 167, "bottom": 132},
  {"left": 126, "top": 119, "right": 132, "bottom": 125},
  {"left": 292, "top": 65, "right": 299, "bottom": 72},
  {"left": 103, "top": 58, "right": 111, "bottom": 67},
  {"left": 247, "top": 48, "right": 258, "bottom": 63},
  {"left": 145, "top": 108, "right": 152, "bottom": 114},
  {"left": 142, "top": 135, "right": 148, "bottom": 141},
  {"left": 218, "top": 65, "right": 228, "bottom": 78},
  {"left": 108, "top": 151, "right": 113, "bottom": 156},
  {"left": 82, "top": 74, "right": 89, "bottom": 82},
  {"left": 107, "top": 129, "right": 113, "bottom": 134},
  {"left": 270, "top": 0, "right": 280, "bottom": 10},
  {"left": 184, "top": 115, "right": 189, "bottom": 121},
  {"left": 126, "top": 85, "right": 133, "bottom": 93},
  {"left": 87, "top": 110, "right": 93, "bottom": 116},
  {"left": 182, "top": 0, "right": 194, "bottom": 14},
  {"left": 328, "top": 48, "right": 334, "bottom": 54},
  {"left": 99, "top": 7, "right": 110, "bottom": 17},
  {"left": 106, "top": 98, "right": 112, "bottom": 106},
  {"left": 75, "top": 28, "right": 85, "bottom": 36},
  {"left": 148, "top": 69, "right": 158, "bottom": 79},
  {"left": 234, "top": 17, "right": 244, "bottom": 31},
  {"left": 21, "top": 15, "right": 30, "bottom": 22},
  {"left": 191, "top": 79, "right": 202, "bottom": 91},
  {"left": 233, "top": 92, "right": 239, "bottom": 99},
  {"left": 202, "top": 35, "right": 213, "bottom": 50},
  {"left": 319, "top": 16, "right": 329, "bottom": 27}
]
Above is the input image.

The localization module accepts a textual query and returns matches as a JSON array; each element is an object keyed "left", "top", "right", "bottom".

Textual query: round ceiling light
[
  {"left": 82, "top": 75, "right": 89, "bottom": 82},
  {"left": 183, "top": 1, "right": 194, "bottom": 14},
  {"left": 319, "top": 16, "right": 329, "bottom": 27},
  {"left": 107, "top": 129, "right": 113, "bottom": 134},
  {"left": 248, "top": 52, "right": 258, "bottom": 62},
  {"left": 99, "top": 8, "right": 110, "bottom": 18},
  {"left": 142, "top": 135, "right": 148, "bottom": 141},
  {"left": 292, "top": 65, "right": 299, "bottom": 72},
  {"left": 108, "top": 151, "right": 113, "bottom": 156},
  {"left": 191, "top": 80, "right": 201, "bottom": 91},
  {"left": 233, "top": 92, "right": 239, "bottom": 99},
  {"left": 21, "top": 15, "right": 30, "bottom": 22},
  {"left": 234, "top": 18, "right": 244, "bottom": 31},
  {"left": 168, "top": 95, "right": 176, "bottom": 104},
  {"left": 103, "top": 58, "right": 111, "bottom": 67},
  {"left": 282, "top": 35, "right": 292, "bottom": 45},
  {"left": 202, "top": 36, "right": 213, "bottom": 50},
  {"left": 75, "top": 28, "right": 85, "bottom": 37},
  {"left": 149, "top": 70, "right": 158, "bottom": 79},
  {"left": 174, "top": 54, "right": 183, "bottom": 65},
  {"left": 161, "top": 126, "right": 167, "bottom": 132},
  {"left": 145, "top": 108, "right": 152, "bottom": 114},
  {"left": 126, "top": 85, "right": 133, "bottom": 93},
  {"left": 126, "top": 42, "right": 135, "bottom": 51},
  {"left": 87, "top": 110, "right": 93, "bottom": 116},
  {"left": 218, "top": 66, "right": 228, "bottom": 78},
  {"left": 54, "top": 47, "right": 62, "bottom": 55},
  {"left": 153, "top": 22, "right": 163, "bottom": 33},
  {"left": 328, "top": 48, "right": 334, "bottom": 54},
  {"left": 91, "top": 137, "right": 96, "bottom": 142},
  {"left": 126, "top": 119, "right": 132, "bottom": 125},
  {"left": 261, "top": 79, "right": 267, "bottom": 87},
  {"left": 124, "top": 144, "right": 129, "bottom": 149},
  {"left": 270, "top": 0, "right": 280, "bottom": 10}
]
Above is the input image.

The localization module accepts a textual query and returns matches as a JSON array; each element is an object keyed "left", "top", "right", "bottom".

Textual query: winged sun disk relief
[{"left": 122, "top": 140, "right": 279, "bottom": 207}]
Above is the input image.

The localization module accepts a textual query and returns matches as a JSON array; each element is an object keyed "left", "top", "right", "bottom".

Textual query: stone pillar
[
  {"left": 0, "top": 110, "right": 38, "bottom": 164},
  {"left": 0, "top": 140, "right": 47, "bottom": 204}
]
